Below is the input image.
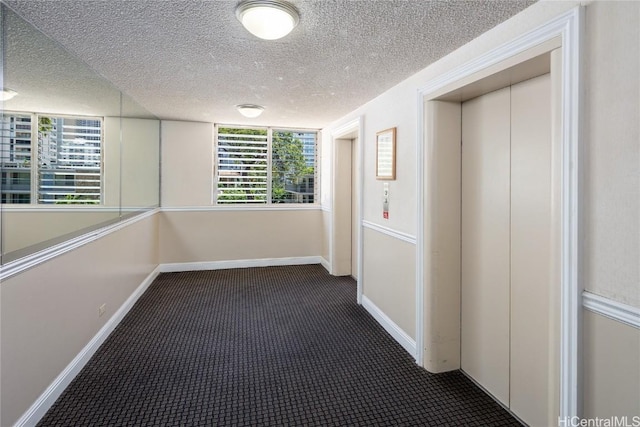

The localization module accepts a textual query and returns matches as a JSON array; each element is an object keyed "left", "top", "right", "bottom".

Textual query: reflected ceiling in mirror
[
  {"left": 2, "top": 5, "right": 121, "bottom": 117},
  {"left": 0, "top": 4, "right": 160, "bottom": 266}
]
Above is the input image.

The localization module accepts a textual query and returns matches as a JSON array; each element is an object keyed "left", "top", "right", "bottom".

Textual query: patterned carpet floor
[{"left": 38, "top": 264, "right": 521, "bottom": 426}]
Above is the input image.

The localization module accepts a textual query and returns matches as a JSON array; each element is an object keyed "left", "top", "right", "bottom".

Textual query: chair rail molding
[
  {"left": 362, "top": 220, "right": 417, "bottom": 245},
  {"left": 0, "top": 208, "right": 159, "bottom": 281},
  {"left": 583, "top": 291, "right": 640, "bottom": 330}
]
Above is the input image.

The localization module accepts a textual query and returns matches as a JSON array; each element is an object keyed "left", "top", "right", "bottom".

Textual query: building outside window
[
  {"left": 0, "top": 114, "right": 32, "bottom": 204},
  {"left": 215, "top": 126, "right": 318, "bottom": 204}
]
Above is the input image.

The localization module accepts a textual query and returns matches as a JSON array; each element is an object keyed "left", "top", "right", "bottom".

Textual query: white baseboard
[
  {"left": 158, "top": 256, "right": 324, "bottom": 273},
  {"left": 319, "top": 256, "right": 331, "bottom": 272},
  {"left": 361, "top": 295, "right": 417, "bottom": 358},
  {"left": 14, "top": 267, "right": 161, "bottom": 427}
]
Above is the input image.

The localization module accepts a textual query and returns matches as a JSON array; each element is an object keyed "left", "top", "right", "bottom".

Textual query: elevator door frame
[{"left": 416, "top": 7, "right": 584, "bottom": 421}]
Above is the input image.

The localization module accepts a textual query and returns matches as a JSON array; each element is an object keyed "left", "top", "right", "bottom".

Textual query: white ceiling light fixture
[
  {"left": 236, "top": 104, "right": 265, "bottom": 118},
  {"left": 235, "top": 0, "right": 300, "bottom": 40},
  {"left": 0, "top": 88, "right": 18, "bottom": 101}
]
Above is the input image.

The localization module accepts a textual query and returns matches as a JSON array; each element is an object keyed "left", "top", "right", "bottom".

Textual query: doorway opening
[
  {"left": 417, "top": 8, "right": 583, "bottom": 424},
  {"left": 331, "top": 118, "right": 363, "bottom": 301}
]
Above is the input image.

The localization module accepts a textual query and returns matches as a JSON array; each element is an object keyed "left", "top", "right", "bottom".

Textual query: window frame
[{"left": 213, "top": 124, "right": 320, "bottom": 206}]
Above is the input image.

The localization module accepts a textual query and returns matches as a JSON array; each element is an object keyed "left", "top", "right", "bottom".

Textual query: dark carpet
[{"left": 37, "top": 264, "right": 521, "bottom": 426}]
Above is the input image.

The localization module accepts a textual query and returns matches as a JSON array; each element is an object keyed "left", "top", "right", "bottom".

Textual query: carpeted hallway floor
[{"left": 37, "top": 264, "right": 521, "bottom": 426}]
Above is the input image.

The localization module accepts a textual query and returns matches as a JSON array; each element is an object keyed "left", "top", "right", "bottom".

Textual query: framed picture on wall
[{"left": 376, "top": 127, "right": 396, "bottom": 180}]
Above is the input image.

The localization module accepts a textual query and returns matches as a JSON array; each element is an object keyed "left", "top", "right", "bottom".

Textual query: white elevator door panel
[
  {"left": 510, "top": 73, "right": 553, "bottom": 426},
  {"left": 461, "top": 86, "right": 512, "bottom": 407}
]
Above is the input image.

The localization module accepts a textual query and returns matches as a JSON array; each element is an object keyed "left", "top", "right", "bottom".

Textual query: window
[
  {"left": 0, "top": 112, "right": 102, "bottom": 204},
  {"left": 216, "top": 126, "right": 318, "bottom": 204}
]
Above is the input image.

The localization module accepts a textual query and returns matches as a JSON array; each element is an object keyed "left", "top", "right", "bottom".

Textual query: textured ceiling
[{"left": 4, "top": 0, "right": 535, "bottom": 129}]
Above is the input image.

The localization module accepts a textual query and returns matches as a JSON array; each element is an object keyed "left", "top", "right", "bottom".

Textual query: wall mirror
[{"left": 0, "top": 4, "right": 160, "bottom": 265}]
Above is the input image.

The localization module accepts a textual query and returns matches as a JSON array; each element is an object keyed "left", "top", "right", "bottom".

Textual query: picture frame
[{"left": 376, "top": 127, "right": 396, "bottom": 180}]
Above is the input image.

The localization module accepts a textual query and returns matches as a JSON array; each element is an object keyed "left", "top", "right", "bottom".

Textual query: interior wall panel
[
  {"left": 161, "top": 121, "right": 213, "bottom": 207},
  {"left": 159, "top": 210, "right": 323, "bottom": 264},
  {"left": 362, "top": 227, "right": 416, "bottom": 339},
  {"left": 509, "top": 74, "right": 553, "bottom": 426},
  {"left": 583, "top": 311, "right": 640, "bottom": 419},
  {"left": 460, "top": 87, "right": 511, "bottom": 406}
]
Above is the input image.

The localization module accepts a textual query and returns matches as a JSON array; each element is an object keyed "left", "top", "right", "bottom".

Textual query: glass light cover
[
  {"left": 236, "top": 1, "right": 299, "bottom": 40},
  {"left": 236, "top": 104, "right": 265, "bottom": 118}
]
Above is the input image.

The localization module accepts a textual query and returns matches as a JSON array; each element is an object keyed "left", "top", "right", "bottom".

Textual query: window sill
[{"left": 161, "top": 205, "right": 322, "bottom": 212}]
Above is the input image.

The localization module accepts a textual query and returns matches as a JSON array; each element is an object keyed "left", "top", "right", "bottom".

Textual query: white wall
[
  {"left": 161, "top": 121, "right": 214, "bottom": 207},
  {"left": 121, "top": 118, "right": 160, "bottom": 209},
  {"left": 580, "top": 3, "right": 640, "bottom": 418},
  {"left": 362, "top": 228, "right": 416, "bottom": 338},
  {"left": 160, "top": 209, "right": 322, "bottom": 264},
  {"left": 583, "top": 311, "right": 640, "bottom": 418},
  {"left": 0, "top": 214, "right": 159, "bottom": 426},
  {"left": 584, "top": 1, "right": 640, "bottom": 307}
]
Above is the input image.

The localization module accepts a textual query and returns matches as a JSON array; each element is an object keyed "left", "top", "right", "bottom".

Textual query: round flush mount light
[
  {"left": 0, "top": 88, "right": 18, "bottom": 101},
  {"left": 235, "top": 0, "right": 299, "bottom": 40},
  {"left": 236, "top": 104, "right": 265, "bottom": 118}
]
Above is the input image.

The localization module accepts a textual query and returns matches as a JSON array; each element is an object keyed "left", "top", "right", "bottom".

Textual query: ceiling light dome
[
  {"left": 236, "top": 104, "right": 265, "bottom": 118},
  {"left": 235, "top": 0, "right": 299, "bottom": 40}
]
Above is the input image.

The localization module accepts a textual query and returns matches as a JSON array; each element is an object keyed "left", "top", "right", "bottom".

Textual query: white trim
[
  {"left": 158, "top": 256, "right": 324, "bottom": 273},
  {"left": 319, "top": 256, "right": 331, "bottom": 272},
  {"left": 160, "top": 205, "right": 321, "bottom": 212},
  {"left": 415, "top": 85, "right": 425, "bottom": 367},
  {"left": 0, "top": 209, "right": 159, "bottom": 281},
  {"left": 559, "top": 8, "right": 584, "bottom": 419},
  {"left": 417, "top": 10, "right": 577, "bottom": 96},
  {"left": 357, "top": 118, "right": 364, "bottom": 305},
  {"left": 331, "top": 119, "right": 360, "bottom": 138},
  {"left": 583, "top": 292, "right": 640, "bottom": 330},
  {"left": 13, "top": 266, "right": 161, "bottom": 427},
  {"left": 320, "top": 205, "right": 331, "bottom": 213},
  {"left": 416, "top": 7, "right": 584, "bottom": 419},
  {"left": 362, "top": 295, "right": 417, "bottom": 358},
  {"left": 362, "top": 220, "right": 417, "bottom": 245},
  {"left": 0, "top": 206, "right": 121, "bottom": 213}
]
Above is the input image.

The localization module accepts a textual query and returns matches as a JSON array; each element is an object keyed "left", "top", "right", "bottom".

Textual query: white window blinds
[{"left": 216, "top": 127, "right": 269, "bottom": 204}]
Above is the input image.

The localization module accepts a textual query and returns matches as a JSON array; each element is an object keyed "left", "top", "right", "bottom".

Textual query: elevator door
[{"left": 461, "top": 74, "right": 552, "bottom": 426}]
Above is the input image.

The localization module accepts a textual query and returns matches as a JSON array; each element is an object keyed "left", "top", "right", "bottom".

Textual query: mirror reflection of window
[{"left": 37, "top": 116, "right": 102, "bottom": 205}]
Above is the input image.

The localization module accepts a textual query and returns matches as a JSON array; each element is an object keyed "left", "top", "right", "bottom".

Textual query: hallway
[{"left": 38, "top": 265, "right": 520, "bottom": 426}]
